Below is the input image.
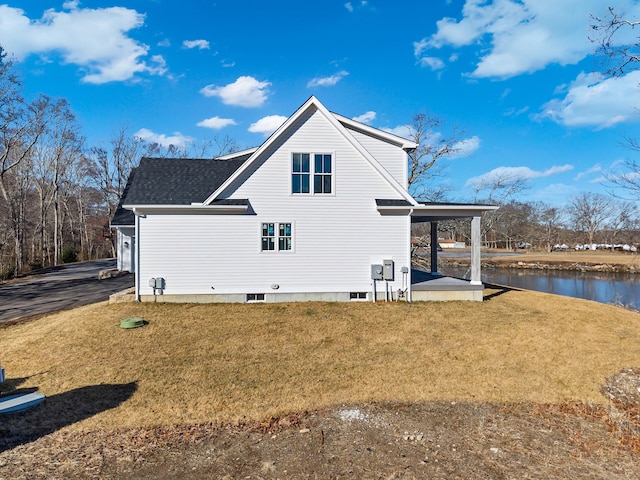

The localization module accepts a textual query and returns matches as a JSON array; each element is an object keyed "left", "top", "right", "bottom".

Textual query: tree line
[
  {"left": 4, "top": 7, "right": 640, "bottom": 280},
  {"left": 0, "top": 48, "right": 236, "bottom": 279}
]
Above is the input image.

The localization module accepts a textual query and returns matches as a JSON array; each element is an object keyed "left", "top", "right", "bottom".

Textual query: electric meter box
[
  {"left": 383, "top": 259, "right": 394, "bottom": 281},
  {"left": 148, "top": 277, "right": 165, "bottom": 289},
  {"left": 371, "top": 264, "right": 384, "bottom": 280}
]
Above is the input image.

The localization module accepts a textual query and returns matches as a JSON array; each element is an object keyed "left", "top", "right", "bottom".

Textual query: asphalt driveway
[{"left": 0, "top": 259, "right": 134, "bottom": 323}]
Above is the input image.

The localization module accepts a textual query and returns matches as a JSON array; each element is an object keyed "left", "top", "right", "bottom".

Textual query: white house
[{"left": 112, "top": 96, "right": 496, "bottom": 303}]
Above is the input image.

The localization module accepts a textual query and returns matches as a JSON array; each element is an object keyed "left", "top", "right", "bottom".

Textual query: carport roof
[{"left": 375, "top": 199, "right": 497, "bottom": 221}]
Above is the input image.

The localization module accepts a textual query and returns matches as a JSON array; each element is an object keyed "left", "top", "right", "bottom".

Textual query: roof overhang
[
  {"left": 123, "top": 203, "right": 249, "bottom": 215},
  {"left": 410, "top": 203, "right": 498, "bottom": 222},
  {"left": 376, "top": 199, "right": 498, "bottom": 220}
]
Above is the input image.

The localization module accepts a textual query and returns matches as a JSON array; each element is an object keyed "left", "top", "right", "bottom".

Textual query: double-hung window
[
  {"left": 292, "top": 152, "right": 332, "bottom": 194},
  {"left": 261, "top": 222, "right": 292, "bottom": 252},
  {"left": 292, "top": 153, "right": 310, "bottom": 194},
  {"left": 314, "top": 154, "right": 332, "bottom": 194}
]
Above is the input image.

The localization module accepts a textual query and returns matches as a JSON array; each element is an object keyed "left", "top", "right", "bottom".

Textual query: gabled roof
[
  {"left": 333, "top": 113, "right": 418, "bottom": 150},
  {"left": 110, "top": 156, "right": 247, "bottom": 226},
  {"left": 202, "top": 95, "right": 418, "bottom": 206},
  {"left": 121, "top": 157, "right": 246, "bottom": 205}
]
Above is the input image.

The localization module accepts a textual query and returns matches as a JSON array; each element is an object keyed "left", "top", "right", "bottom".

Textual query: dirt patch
[{"left": 1, "top": 399, "right": 639, "bottom": 479}]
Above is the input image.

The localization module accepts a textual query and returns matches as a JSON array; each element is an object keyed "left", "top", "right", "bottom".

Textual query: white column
[{"left": 470, "top": 215, "right": 482, "bottom": 285}]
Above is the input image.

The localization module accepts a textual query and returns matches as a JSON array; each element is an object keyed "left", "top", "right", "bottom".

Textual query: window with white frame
[
  {"left": 261, "top": 222, "right": 292, "bottom": 252},
  {"left": 292, "top": 152, "right": 332, "bottom": 194},
  {"left": 314, "top": 153, "right": 332, "bottom": 194}
]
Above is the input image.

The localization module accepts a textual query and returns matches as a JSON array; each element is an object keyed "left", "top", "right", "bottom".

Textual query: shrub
[
  {"left": 29, "top": 258, "right": 44, "bottom": 271},
  {"left": 0, "top": 266, "right": 15, "bottom": 280},
  {"left": 61, "top": 246, "right": 78, "bottom": 264}
]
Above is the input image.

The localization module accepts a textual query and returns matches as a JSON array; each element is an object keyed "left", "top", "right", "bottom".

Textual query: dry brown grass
[
  {"left": 453, "top": 249, "right": 640, "bottom": 267},
  {"left": 501, "top": 250, "right": 639, "bottom": 265},
  {"left": 2, "top": 286, "right": 640, "bottom": 432}
]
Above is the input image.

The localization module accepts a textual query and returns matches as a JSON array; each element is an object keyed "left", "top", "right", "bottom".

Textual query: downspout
[
  {"left": 134, "top": 209, "right": 141, "bottom": 302},
  {"left": 407, "top": 207, "right": 413, "bottom": 302}
]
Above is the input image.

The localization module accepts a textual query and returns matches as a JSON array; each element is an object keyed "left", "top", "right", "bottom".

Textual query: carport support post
[
  {"left": 471, "top": 215, "right": 482, "bottom": 285},
  {"left": 430, "top": 221, "right": 438, "bottom": 274}
]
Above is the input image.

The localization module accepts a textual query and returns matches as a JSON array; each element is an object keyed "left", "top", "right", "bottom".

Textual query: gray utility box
[
  {"left": 149, "top": 277, "right": 165, "bottom": 289},
  {"left": 371, "top": 264, "right": 384, "bottom": 280},
  {"left": 383, "top": 259, "right": 394, "bottom": 281}
]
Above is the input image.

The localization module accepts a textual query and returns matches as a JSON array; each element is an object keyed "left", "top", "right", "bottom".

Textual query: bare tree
[
  {"left": 604, "top": 136, "right": 640, "bottom": 199},
  {"left": 533, "top": 203, "right": 566, "bottom": 252},
  {"left": 567, "top": 192, "right": 614, "bottom": 248},
  {"left": 591, "top": 6, "right": 640, "bottom": 77},
  {"left": 407, "top": 113, "right": 463, "bottom": 201},
  {"left": 87, "top": 126, "right": 144, "bottom": 220},
  {"left": 591, "top": 8, "right": 640, "bottom": 199},
  {"left": 0, "top": 48, "right": 53, "bottom": 273},
  {"left": 467, "top": 169, "right": 531, "bottom": 246},
  {"left": 142, "top": 134, "right": 240, "bottom": 159},
  {"left": 30, "top": 99, "right": 83, "bottom": 265}
]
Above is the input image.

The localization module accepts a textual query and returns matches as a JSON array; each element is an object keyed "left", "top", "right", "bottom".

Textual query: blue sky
[{"left": 3, "top": 0, "right": 640, "bottom": 206}]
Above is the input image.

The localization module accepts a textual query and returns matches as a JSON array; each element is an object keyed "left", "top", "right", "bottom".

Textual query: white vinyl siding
[
  {"left": 346, "top": 127, "right": 408, "bottom": 188},
  {"left": 136, "top": 106, "right": 411, "bottom": 297}
]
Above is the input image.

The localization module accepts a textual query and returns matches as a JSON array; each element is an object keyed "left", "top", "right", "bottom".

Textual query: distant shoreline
[
  {"left": 439, "top": 258, "right": 639, "bottom": 274},
  {"left": 414, "top": 249, "right": 640, "bottom": 274}
]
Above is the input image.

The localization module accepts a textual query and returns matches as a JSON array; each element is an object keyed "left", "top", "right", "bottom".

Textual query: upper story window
[{"left": 292, "top": 152, "right": 332, "bottom": 194}]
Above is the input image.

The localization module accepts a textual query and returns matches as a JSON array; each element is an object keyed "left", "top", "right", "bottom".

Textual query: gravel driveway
[{"left": 0, "top": 260, "right": 134, "bottom": 323}]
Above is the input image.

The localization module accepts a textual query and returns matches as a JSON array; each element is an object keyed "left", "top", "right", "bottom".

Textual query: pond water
[{"left": 439, "top": 265, "right": 640, "bottom": 311}]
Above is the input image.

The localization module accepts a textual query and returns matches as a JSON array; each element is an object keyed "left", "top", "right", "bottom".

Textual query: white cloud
[
  {"left": 450, "top": 135, "right": 481, "bottom": 158},
  {"left": 466, "top": 164, "right": 574, "bottom": 188},
  {"left": 352, "top": 111, "right": 376, "bottom": 124},
  {"left": 574, "top": 164, "right": 602, "bottom": 181},
  {"left": 134, "top": 128, "right": 193, "bottom": 148},
  {"left": 503, "top": 106, "right": 529, "bottom": 117},
  {"left": 537, "top": 71, "right": 640, "bottom": 128},
  {"left": 0, "top": 4, "right": 165, "bottom": 84},
  {"left": 345, "top": 1, "right": 368, "bottom": 12},
  {"left": 248, "top": 115, "right": 288, "bottom": 136},
  {"left": 200, "top": 76, "right": 271, "bottom": 107},
  {"left": 196, "top": 116, "right": 237, "bottom": 130},
  {"left": 414, "top": 0, "right": 636, "bottom": 79},
  {"left": 382, "top": 125, "right": 412, "bottom": 138},
  {"left": 183, "top": 39, "right": 210, "bottom": 50},
  {"left": 417, "top": 56, "right": 445, "bottom": 71},
  {"left": 307, "top": 70, "right": 349, "bottom": 88}
]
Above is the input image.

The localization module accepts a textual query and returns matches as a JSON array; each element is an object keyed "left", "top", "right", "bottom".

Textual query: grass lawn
[{"left": 2, "top": 285, "right": 640, "bottom": 432}]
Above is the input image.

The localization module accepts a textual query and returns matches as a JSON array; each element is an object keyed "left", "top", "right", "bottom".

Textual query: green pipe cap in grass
[{"left": 120, "top": 317, "right": 146, "bottom": 329}]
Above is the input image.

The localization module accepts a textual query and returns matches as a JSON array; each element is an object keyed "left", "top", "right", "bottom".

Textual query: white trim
[
  {"left": 202, "top": 96, "right": 417, "bottom": 206},
  {"left": 376, "top": 204, "right": 498, "bottom": 218},
  {"left": 124, "top": 204, "right": 248, "bottom": 214},
  {"left": 290, "top": 151, "right": 335, "bottom": 196},
  {"left": 259, "top": 221, "right": 295, "bottom": 253},
  {"left": 216, "top": 147, "right": 258, "bottom": 160},
  {"left": 333, "top": 113, "right": 418, "bottom": 150}
]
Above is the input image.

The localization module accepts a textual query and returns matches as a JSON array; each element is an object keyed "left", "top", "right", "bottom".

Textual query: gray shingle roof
[
  {"left": 111, "top": 156, "right": 248, "bottom": 226},
  {"left": 375, "top": 199, "right": 413, "bottom": 207}
]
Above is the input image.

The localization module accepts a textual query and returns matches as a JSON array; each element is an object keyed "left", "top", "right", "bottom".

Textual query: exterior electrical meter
[
  {"left": 371, "top": 264, "right": 383, "bottom": 280},
  {"left": 383, "top": 259, "right": 394, "bottom": 281},
  {"left": 371, "top": 260, "right": 394, "bottom": 281}
]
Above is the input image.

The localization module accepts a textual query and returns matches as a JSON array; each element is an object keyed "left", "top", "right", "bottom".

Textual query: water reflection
[{"left": 440, "top": 265, "right": 640, "bottom": 310}]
